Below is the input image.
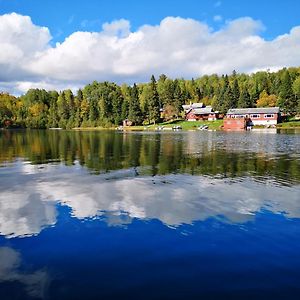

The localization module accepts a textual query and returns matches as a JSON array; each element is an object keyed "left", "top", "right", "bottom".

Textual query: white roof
[
  {"left": 182, "top": 103, "right": 204, "bottom": 112},
  {"left": 227, "top": 107, "right": 280, "bottom": 115}
]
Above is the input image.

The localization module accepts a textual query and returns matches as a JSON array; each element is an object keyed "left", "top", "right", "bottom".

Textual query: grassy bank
[
  {"left": 70, "top": 118, "right": 300, "bottom": 131},
  {"left": 121, "top": 119, "right": 223, "bottom": 131},
  {"left": 276, "top": 120, "right": 300, "bottom": 129}
]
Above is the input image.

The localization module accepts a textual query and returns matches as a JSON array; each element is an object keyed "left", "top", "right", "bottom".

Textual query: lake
[{"left": 0, "top": 129, "right": 300, "bottom": 300}]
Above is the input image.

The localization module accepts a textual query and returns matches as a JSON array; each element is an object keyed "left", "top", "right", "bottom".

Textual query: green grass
[
  {"left": 124, "top": 119, "right": 224, "bottom": 131},
  {"left": 276, "top": 120, "right": 300, "bottom": 128},
  {"left": 73, "top": 119, "right": 300, "bottom": 131}
]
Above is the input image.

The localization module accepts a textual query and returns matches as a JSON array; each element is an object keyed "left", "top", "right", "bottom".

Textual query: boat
[
  {"left": 197, "top": 125, "right": 208, "bottom": 130},
  {"left": 172, "top": 125, "right": 182, "bottom": 130}
]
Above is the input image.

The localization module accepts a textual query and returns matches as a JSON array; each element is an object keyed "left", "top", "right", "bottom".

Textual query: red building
[
  {"left": 223, "top": 118, "right": 247, "bottom": 130},
  {"left": 226, "top": 107, "right": 280, "bottom": 127},
  {"left": 182, "top": 103, "right": 219, "bottom": 121}
]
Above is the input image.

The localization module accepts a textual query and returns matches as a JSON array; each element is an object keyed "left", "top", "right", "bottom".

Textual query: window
[
  {"left": 251, "top": 114, "right": 260, "bottom": 118},
  {"left": 264, "top": 114, "right": 274, "bottom": 118}
]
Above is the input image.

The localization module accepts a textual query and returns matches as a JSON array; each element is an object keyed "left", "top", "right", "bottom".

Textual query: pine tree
[
  {"left": 89, "top": 95, "right": 99, "bottom": 125},
  {"left": 222, "top": 85, "right": 234, "bottom": 113},
  {"left": 121, "top": 98, "right": 129, "bottom": 121},
  {"left": 74, "top": 89, "right": 83, "bottom": 127},
  {"left": 112, "top": 88, "right": 123, "bottom": 125},
  {"left": 232, "top": 77, "right": 240, "bottom": 108},
  {"left": 251, "top": 83, "right": 260, "bottom": 107},
  {"left": 47, "top": 91, "right": 59, "bottom": 128},
  {"left": 173, "top": 79, "right": 183, "bottom": 117},
  {"left": 128, "top": 84, "right": 142, "bottom": 125},
  {"left": 214, "top": 75, "right": 228, "bottom": 113},
  {"left": 238, "top": 86, "right": 252, "bottom": 108},
  {"left": 279, "top": 70, "right": 297, "bottom": 114},
  {"left": 148, "top": 75, "right": 160, "bottom": 124},
  {"left": 57, "top": 91, "right": 69, "bottom": 128}
]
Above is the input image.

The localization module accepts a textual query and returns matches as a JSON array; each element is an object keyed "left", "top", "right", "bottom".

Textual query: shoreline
[{"left": 1, "top": 120, "right": 300, "bottom": 132}]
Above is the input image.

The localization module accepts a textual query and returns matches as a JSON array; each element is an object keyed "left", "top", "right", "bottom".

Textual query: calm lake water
[{"left": 0, "top": 129, "right": 300, "bottom": 300}]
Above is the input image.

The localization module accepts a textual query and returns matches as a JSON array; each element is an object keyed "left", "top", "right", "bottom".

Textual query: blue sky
[
  {"left": 1, "top": 0, "right": 300, "bottom": 94},
  {"left": 1, "top": 0, "right": 299, "bottom": 42}
]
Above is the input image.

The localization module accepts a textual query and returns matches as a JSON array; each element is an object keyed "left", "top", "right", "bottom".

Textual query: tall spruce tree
[
  {"left": 251, "top": 83, "right": 260, "bottom": 107},
  {"left": 128, "top": 84, "right": 142, "bottom": 125},
  {"left": 111, "top": 88, "right": 123, "bottom": 125},
  {"left": 238, "top": 86, "right": 252, "bottom": 108},
  {"left": 232, "top": 76, "right": 240, "bottom": 108},
  {"left": 173, "top": 79, "right": 183, "bottom": 117},
  {"left": 57, "top": 91, "right": 69, "bottom": 128},
  {"left": 222, "top": 85, "right": 234, "bottom": 113},
  {"left": 74, "top": 89, "right": 83, "bottom": 127},
  {"left": 279, "top": 69, "right": 297, "bottom": 114},
  {"left": 215, "top": 75, "right": 229, "bottom": 113},
  {"left": 148, "top": 75, "right": 160, "bottom": 124}
]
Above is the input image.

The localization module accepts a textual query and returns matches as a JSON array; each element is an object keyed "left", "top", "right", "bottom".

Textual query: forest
[{"left": 1, "top": 67, "right": 300, "bottom": 129}]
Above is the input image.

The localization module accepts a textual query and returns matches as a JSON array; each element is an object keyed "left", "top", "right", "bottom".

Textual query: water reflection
[
  {"left": 1, "top": 130, "right": 300, "bottom": 299},
  {"left": 0, "top": 130, "right": 299, "bottom": 239},
  {"left": 0, "top": 163, "right": 299, "bottom": 238},
  {"left": 0, "top": 247, "right": 49, "bottom": 298},
  {"left": 0, "top": 130, "right": 300, "bottom": 182}
]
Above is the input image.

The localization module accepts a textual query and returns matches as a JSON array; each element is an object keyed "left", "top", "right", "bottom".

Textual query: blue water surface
[{"left": 0, "top": 130, "right": 300, "bottom": 299}]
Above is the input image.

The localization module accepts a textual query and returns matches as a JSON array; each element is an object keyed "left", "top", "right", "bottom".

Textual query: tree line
[{"left": 1, "top": 67, "right": 300, "bottom": 128}]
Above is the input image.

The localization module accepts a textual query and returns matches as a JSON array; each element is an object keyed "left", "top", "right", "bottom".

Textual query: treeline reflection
[{"left": 1, "top": 130, "right": 299, "bottom": 183}]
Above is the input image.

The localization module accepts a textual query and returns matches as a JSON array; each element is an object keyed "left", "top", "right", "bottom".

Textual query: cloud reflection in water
[
  {"left": 0, "top": 163, "right": 299, "bottom": 239},
  {"left": 0, "top": 247, "right": 49, "bottom": 298}
]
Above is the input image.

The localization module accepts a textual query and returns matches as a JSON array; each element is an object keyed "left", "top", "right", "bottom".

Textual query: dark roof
[
  {"left": 227, "top": 107, "right": 280, "bottom": 115},
  {"left": 193, "top": 106, "right": 215, "bottom": 115},
  {"left": 182, "top": 103, "right": 204, "bottom": 112}
]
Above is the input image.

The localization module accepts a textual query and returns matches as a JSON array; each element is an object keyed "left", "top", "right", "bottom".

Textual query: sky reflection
[
  {"left": 0, "top": 247, "right": 49, "bottom": 298},
  {"left": 0, "top": 163, "right": 299, "bottom": 239}
]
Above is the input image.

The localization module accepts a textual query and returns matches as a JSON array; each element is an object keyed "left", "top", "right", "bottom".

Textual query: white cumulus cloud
[{"left": 0, "top": 13, "right": 300, "bottom": 94}]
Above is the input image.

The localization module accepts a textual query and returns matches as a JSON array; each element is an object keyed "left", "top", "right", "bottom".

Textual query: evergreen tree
[
  {"left": 80, "top": 98, "right": 89, "bottom": 122},
  {"left": 148, "top": 75, "right": 160, "bottom": 124},
  {"left": 173, "top": 79, "right": 183, "bottom": 117},
  {"left": 47, "top": 91, "right": 59, "bottom": 128},
  {"left": 48, "top": 97, "right": 58, "bottom": 128},
  {"left": 251, "top": 83, "right": 260, "bottom": 107},
  {"left": 128, "top": 84, "right": 142, "bottom": 125},
  {"left": 64, "top": 90, "right": 75, "bottom": 128},
  {"left": 238, "top": 86, "right": 252, "bottom": 108},
  {"left": 111, "top": 88, "right": 123, "bottom": 125},
  {"left": 232, "top": 77, "right": 240, "bottom": 108},
  {"left": 214, "top": 75, "right": 228, "bottom": 113},
  {"left": 89, "top": 99, "right": 98, "bottom": 126},
  {"left": 73, "top": 89, "right": 83, "bottom": 127},
  {"left": 222, "top": 85, "right": 234, "bottom": 113},
  {"left": 121, "top": 98, "right": 129, "bottom": 121},
  {"left": 57, "top": 91, "right": 69, "bottom": 128},
  {"left": 158, "top": 79, "right": 174, "bottom": 106},
  {"left": 279, "top": 69, "right": 297, "bottom": 114}
]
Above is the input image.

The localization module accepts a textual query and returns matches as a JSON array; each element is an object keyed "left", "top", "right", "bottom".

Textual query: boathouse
[{"left": 225, "top": 107, "right": 280, "bottom": 126}]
